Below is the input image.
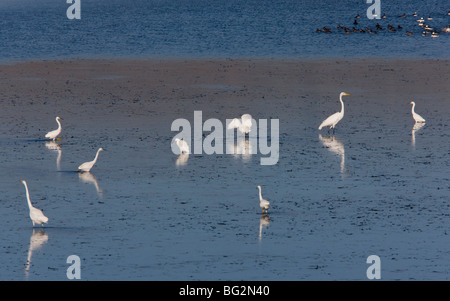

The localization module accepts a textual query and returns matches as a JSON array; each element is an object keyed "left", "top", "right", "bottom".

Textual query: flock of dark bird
[{"left": 316, "top": 11, "right": 450, "bottom": 38}]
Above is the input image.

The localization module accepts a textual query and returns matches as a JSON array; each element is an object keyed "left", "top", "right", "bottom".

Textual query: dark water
[{"left": 0, "top": 0, "right": 449, "bottom": 61}]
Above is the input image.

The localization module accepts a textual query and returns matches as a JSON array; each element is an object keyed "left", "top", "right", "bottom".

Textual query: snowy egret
[
  {"left": 45, "top": 116, "right": 62, "bottom": 141},
  {"left": 257, "top": 185, "right": 270, "bottom": 214},
  {"left": 318, "top": 92, "right": 350, "bottom": 133},
  {"left": 78, "top": 148, "right": 104, "bottom": 172},
  {"left": 174, "top": 138, "right": 190, "bottom": 154},
  {"left": 410, "top": 101, "right": 426, "bottom": 123},
  {"left": 19, "top": 180, "right": 49, "bottom": 227},
  {"left": 228, "top": 114, "right": 253, "bottom": 135}
]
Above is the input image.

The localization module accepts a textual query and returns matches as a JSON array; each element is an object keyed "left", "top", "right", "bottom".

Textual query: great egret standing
[
  {"left": 78, "top": 148, "right": 104, "bottom": 172},
  {"left": 318, "top": 92, "right": 350, "bottom": 133},
  {"left": 257, "top": 185, "right": 270, "bottom": 214},
  {"left": 228, "top": 114, "right": 253, "bottom": 135},
  {"left": 410, "top": 101, "right": 426, "bottom": 123},
  {"left": 174, "top": 138, "right": 190, "bottom": 154},
  {"left": 45, "top": 116, "right": 63, "bottom": 141},
  {"left": 19, "top": 180, "right": 49, "bottom": 227}
]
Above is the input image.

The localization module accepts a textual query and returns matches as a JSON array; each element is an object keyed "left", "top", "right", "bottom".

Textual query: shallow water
[{"left": 0, "top": 86, "right": 449, "bottom": 280}]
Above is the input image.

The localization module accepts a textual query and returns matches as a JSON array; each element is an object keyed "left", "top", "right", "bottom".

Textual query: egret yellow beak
[{"left": 344, "top": 93, "right": 350, "bottom": 95}]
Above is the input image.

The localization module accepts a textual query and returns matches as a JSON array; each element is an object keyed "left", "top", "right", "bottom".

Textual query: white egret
[
  {"left": 410, "top": 101, "right": 426, "bottom": 123},
  {"left": 318, "top": 92, "right": 350, "bottom": 133},
  {"left": 19, "top": 180, "right": 49, "bottom": 227},
  {"left": 257, "top": 185, "right": 270, "bottom": 214},
  {"left": 228, "top": 114, "right": 253, "bottom": 135},
  {"left": 45, "top": 116, "right": 63, "bottom": 141},
  {"left": 78, "top": 148, "right": 104, "bottom": 172},
  {"left": 174, "top": 138, "right": 190, "bottom": 154}
]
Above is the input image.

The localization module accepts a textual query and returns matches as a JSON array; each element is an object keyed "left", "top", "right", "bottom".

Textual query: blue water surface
[{"left": 0, "top": 0, "right": 449, "bottom": 60}]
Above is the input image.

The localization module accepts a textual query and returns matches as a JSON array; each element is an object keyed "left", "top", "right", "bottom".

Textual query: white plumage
[
  {"left": 174, "top": 138, "right": 190, "bottom": 154},
  {"left": 45, "top": 116, "right": 62, "bottom": 141},
  {"left": 410, "top": 101, "right": 426, "bottom": 123},
  {"left": 257, "top": 185, "right": 270, "bottom": 213},
  {"left": 318, "top": 92, "right": 350, "bottom": 133},
  {"left": 228, "top": 114, "right": 253, "bottom": 134},
  {"left": 78, "top": 148, "right": 104, "bottom": 172},
  {"left": 20, "top": 180, "right": 49, "bottom": 227}
]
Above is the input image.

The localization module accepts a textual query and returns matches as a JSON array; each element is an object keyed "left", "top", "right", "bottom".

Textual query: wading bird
[
  {"left": 318, "top": 92, "right": 350, "bottom": 133},
  {"left": 174, "top": 138, "right": 190, "bottom": 154},
  {"left": 257, "top": 185, "right": 270, "bottom": 214},
  {"left": 410, "top": 101, "right": 426, "bottom": 123},
  {"left": 19, "top": 180, "right": 49, "bottom": 227},
  {"left": 45, "top": 116, "right": 62, "bottom": 141},
  {"left": 227, "top": 114, "right": 253, "bottom": 135},
  {"left": 78, "top": 148, "right": 104, "bottom": 172}
]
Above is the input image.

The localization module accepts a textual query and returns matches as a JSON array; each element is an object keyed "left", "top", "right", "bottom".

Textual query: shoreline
[
  {"left": 1, "top": 55, "right": 449, "bottom": 66},
  {"left": 1, "top": 57, "right": 448, "bottom": 139}
]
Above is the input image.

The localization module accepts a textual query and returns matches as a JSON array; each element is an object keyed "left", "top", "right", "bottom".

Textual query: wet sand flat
[{"left": 0, "top": 58, "right": 449, "bottom": 280}]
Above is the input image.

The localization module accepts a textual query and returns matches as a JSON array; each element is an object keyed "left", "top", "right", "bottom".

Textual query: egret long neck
[
  {"left": 56, "top": 119, "right": 61, "bottom": 130},
  {"left": 258, "top": 187, "right": 263, "bottom": 201},
  {"left": 340, "top": 95, "right": 345, "bottom": 114},
  {"left": 411, "top": 103, "right": 415, "bottom": 114},
  {"left": 23, "top": 183, "right": 33, "bottom": 209},
  {"left": 93, "top": 150, "right": 101, "bottom": 163}
]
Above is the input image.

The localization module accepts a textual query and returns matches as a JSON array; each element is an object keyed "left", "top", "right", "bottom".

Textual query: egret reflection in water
[
  {"left": 175, "top": 153, "right": 189, "bottom": 166},
  {"left": 25, "top": 229, "right": 49, "bottom": 277},
  {"left": 319, "top": 134, "right": 346, "bottom": 175},
  {"left": 45, "top": 141, "right": 62, "bottom": 170},
  {"left": 227, "top": 139, "right": 254, "bottom": 162},
  {"left": 411, "top": 122, "right": 425, "bottom": 149},
  {"left": 79, "top": 172, "right": 103, "bottom": 197},
  {"left": 258, "top": 214, "right": 270, "bottom": 241}
]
